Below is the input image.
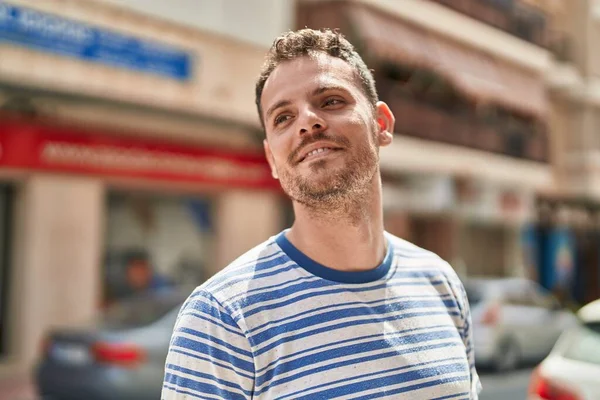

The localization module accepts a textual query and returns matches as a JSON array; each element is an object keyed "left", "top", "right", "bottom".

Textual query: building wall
[
  {"left": 359, "top": 0, "right": 551, "bottom": 73},
  {"left": 8, "top": 176, "right": 104, "bottom": 367},
  {"left": 549, "top": 0, "right": 600, "bottom": 199},
  {"left": 214, "top": 190, "right": 284, "bottom": 273},
  {"left": 590, "top": 18, "right": 600, "bottom": 77},
  {"left": 0, "top": 0, "right": 277, "bottom": 128},
  {"left": 99, "top": 0, "right": 294, "bottom": 48}
]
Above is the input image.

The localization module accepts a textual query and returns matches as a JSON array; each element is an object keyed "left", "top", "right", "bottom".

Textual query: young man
[{"left": 162, "top": 29, "right": 481, "bottom": 399}]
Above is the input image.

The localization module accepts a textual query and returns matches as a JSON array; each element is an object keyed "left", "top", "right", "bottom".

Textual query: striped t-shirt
[{"left": 162, "top": 231, "right": 482, "bottom": 399}]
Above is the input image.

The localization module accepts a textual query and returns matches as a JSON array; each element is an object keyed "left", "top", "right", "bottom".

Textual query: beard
[{"left": 277, "top": 129, "right": 380, "bottom": 212}]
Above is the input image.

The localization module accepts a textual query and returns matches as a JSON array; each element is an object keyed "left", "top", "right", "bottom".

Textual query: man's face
[{"left": 261, "top": 53, "right": 393, "bottom": 209}]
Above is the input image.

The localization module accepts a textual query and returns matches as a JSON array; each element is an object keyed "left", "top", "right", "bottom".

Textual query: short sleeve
[
  {"left": 162, "top": 290, "right": 255, "bottom": 400},
  {"left": 449, "top": 274, "right": 483, "bottom": 399},
  {"left": 461, "top": 286, "right": 483, "bottom": 399}
]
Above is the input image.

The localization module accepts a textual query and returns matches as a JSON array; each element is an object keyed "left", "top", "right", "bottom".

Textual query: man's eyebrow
[
  {"left": 312, "top": 85, "right": 349, "bottom": 96},
  {"left": 265, "top": 100, "right": 292, "bottom": 120},
  {"left": 265, "top": 85, "right": 349, "bottom": 120}
]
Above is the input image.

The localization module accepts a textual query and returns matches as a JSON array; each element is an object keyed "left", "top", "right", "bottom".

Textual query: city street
[
  {"left": 480, "top": 368, "right": 534, "bottom": 400},
  {"left": 0, "top": 368, "right": 535, "bottom": 400}
]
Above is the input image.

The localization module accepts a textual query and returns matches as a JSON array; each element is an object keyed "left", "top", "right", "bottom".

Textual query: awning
[{"left": 347, "top": 5, "right": 548, "bottom": 118}]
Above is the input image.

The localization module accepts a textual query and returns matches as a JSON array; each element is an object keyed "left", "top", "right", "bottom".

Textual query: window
[{"left": 103, "top": 192, "right": 215, "bottom": 307}]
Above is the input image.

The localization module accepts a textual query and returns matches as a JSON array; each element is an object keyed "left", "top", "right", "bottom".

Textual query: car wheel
[{"left": 493, "top": 337, "right": 520, "bottom": 372}]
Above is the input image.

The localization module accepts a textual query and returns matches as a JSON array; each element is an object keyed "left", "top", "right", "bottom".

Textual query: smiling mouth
[{"left": 299, "top": 147, "right": 342, "bottom": 163}]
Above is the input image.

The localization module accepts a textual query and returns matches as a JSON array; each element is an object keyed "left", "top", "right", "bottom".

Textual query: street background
[{"left": 1, "top": 0, "right": 600, "bottom": 399}]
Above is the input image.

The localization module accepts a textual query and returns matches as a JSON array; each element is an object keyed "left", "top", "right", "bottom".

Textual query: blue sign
[
  {"left": 521, "top": 224, "right": 539, "bottom": 282},
  {"left": 540, "top": 227, "right": 575, "bottom": 291},
  {"left": 0, "top": 2, "right": 192, "bottom": 81}
]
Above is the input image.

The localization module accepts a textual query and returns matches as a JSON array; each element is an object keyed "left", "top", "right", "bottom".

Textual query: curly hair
[{"left": 255, "top": 28, "right": 378, "bottom": 128}]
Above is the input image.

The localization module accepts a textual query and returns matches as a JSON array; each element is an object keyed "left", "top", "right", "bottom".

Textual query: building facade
[
  {"left": 297, "top": 0, "right": 557, "bottom": 280},
  {"left": 0, "top": 0, "right": 294, "bottom": 376},
  {"left": 538, "top": 0, "right": 600, "bottom": 305}
]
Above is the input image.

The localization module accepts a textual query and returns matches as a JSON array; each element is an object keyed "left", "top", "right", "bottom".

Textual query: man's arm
[
  {"left": 450, "top": 276, "right": 482, "bottom": 399},
  {"left": 461, "top": 287, "right": 482, "bottom": 399},
  {"left": 162, "top": 289, "right": 255, "bottom": 399},
  {"left": 444, "top": 269, "right": 482, "bottom": 399}
]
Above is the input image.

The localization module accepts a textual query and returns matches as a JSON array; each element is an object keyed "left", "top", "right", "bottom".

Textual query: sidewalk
[{"left": 0, "top": 375, "right": 36, "bottom": 400}]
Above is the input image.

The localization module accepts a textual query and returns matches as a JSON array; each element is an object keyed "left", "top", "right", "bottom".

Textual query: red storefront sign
[{"left": 0, "top": 118, "right": 279, "bottom": 190}]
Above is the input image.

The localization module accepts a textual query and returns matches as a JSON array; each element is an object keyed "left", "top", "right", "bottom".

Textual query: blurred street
[
  {"left": 1, "top": 0, "right": 600, "bottom": 398},
  {"left": 480, "top": 368, "right": 533, "bottom": 400},
  {"left": 0, "top": 376, "right": 35, "bottom": 400},
  {"left": 0, "top": 369, "right": 536, "bottom": 400},
  {"left": 0, "top": 369, "right": 535, "bottom": 400}
]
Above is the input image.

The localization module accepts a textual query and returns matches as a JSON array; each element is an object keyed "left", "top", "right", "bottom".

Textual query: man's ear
[
  {"left": 375, "top": 101, "right": 395, "bottom": 147},
  {"left": 263, "top": 139, "right": 279, "bottom": 179}
]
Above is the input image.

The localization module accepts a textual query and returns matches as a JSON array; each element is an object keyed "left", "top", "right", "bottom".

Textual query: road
[
  {"left": 1, "top": 367, "right": 535, "bottom": 400},
  {"left": 479, "top": 368, "right": 533, "bottom": 400}
]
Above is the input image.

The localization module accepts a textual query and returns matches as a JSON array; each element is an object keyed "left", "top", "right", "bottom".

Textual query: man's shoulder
[
  {"left": 385, "top": 232, "right": 461, "bottom": 278},
  {"left": 385, "top": 232, "right": 469, "bottom": 311},
  {"left": 194, "top": 233, "right": 291, "bottom": 306}
]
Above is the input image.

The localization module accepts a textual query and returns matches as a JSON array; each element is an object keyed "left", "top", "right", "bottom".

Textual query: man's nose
[{"left": 298, "top": 107, "right": 327, "bottom": 135}]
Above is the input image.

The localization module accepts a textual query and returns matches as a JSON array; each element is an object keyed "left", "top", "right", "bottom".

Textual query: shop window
[
  {"left": 103, "top": 192, "right": 215, "bottom": 308},
  {"left": 0, "top": 185, "right": 15, "bottom": 358}
]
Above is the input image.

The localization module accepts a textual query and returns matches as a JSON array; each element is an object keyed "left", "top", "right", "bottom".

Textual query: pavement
[
  {"left": 479, "top": 367, "right": 534, "bottom": 400},
  {"left": 0, "top": 375, "right": 36, "bottom": 400},
  {"left": 0, "top": 367, "right": 534, "bottom": 400}
]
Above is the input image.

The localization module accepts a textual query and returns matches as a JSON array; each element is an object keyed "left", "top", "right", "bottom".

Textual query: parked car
[
  {"left": 528, "top": 299, "right": 600, "bottom": 400},
  {"left": 465, "top": 277, "right": 577, "bottom": 371},
  {"left": 35, "top": 290, "right": 187, "bottom": 400}
]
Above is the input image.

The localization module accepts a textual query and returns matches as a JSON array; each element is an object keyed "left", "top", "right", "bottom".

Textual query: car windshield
[
  {"left": 101, "top": 291, "right": 186, "bottom": 329},
  {"left": 562, "top": 322, "right": 600, "bottom": 366}
]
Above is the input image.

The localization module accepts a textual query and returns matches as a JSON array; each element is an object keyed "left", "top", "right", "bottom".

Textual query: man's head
[
  {"left": 255, "top": 29, "right": 378, "bottom": 123},
  {"left": 256, "top": 29, "right": 395, "bottom": 210}
]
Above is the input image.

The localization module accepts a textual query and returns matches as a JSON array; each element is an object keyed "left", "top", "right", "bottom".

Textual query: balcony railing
[
  {"left": 431, "top": 0, "right": 548, "bottom": 47},
  {"left": 378, "top": 81, "right": 549, "bottom": 162}
]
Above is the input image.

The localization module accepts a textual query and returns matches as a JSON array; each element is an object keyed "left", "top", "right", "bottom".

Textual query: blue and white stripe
[{"left": 162, "top": 231, "right": 482, "bottom": 399}]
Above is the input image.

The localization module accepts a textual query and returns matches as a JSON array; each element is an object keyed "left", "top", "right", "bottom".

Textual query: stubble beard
[{"left": 278, "top": 133, "right": 380, "bottom": 222}]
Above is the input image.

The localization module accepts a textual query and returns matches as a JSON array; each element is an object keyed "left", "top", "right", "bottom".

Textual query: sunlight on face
[{"left": 261, "top": 53, "right": 380, "bottom": 210}]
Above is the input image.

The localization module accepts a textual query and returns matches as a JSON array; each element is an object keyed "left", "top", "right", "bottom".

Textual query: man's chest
[{"left": 244, "top": 288, "right": 472, "bottom": 399}]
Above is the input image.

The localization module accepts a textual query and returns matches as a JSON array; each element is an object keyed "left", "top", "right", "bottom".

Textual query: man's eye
[
  {"left": 323, "top": 98, "right": 344, "bottom": 107},
  {"left": 274, "top": 115, "right": 291, "bottom": 126}
]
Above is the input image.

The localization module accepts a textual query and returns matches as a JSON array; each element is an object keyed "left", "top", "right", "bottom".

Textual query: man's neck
[{"left": 286, "top": 176, "right": 386, "bottom": 273}]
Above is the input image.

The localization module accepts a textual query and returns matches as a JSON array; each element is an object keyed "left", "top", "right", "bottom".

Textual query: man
[
  {"left": 162, "top": 29, "right": 481, "bottom": 399},
  {"left": 105, "top": 250, "right": 173, "bottom": 307}
]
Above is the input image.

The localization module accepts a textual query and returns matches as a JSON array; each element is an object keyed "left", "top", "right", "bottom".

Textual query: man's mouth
[{"left": 299, "top": 147, "right": 342, "bottom": 163}]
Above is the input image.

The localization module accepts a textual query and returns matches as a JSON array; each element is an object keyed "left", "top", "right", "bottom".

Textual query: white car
[
  {"left": 528, "top": 299, "right": 600, "bottom": 400},
  {"left": 465, "top": 277, "right": 577, "bottom": 371}
]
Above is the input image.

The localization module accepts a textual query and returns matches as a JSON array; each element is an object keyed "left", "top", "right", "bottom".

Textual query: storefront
[
  {"left": 0, "top": 0, "right": 291, "bottom": 372},
  {"left": 0, "top": 115, "right": 284, "bottom": 369}
]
